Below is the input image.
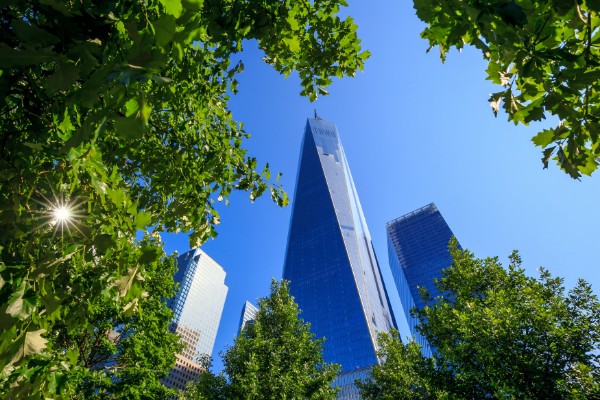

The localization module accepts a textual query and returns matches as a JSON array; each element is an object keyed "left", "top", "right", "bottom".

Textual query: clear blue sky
[{"left": 162, "top": 1, "right": 600, "bottom": 372}]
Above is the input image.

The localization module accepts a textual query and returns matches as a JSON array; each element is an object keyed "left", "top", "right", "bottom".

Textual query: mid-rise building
[
  {"left": 163, "top": 248, "right": 228, "bottom": 391},
  {"left": 283, "top": 117, "right": 397, "bottom": 398},
  {"left": 386, "top": 203, "right": 458, "bottom": 356},
  {"left": 237, "top": 301, "right": 258, "bottom": 335}
]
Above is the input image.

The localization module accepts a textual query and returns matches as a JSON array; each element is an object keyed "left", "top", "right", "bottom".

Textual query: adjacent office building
[
  {"left": 283, "top": 117, "right": 397, "bottom": 398},
  {"left": 386, "top": 203, "right": 457, "bottom": 356},
  {"left": 237, "top": 300, "right": 258, "bottom": 335},
  {"left": 163, "top": 248, "right": 228, "bottom": 391}
]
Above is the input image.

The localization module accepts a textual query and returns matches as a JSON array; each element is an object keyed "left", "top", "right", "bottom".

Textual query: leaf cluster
[
  {"left": 181, "top": 280, "right": 340, "bottom": 400},
  {"left": 414, "top": 0, "right": 600, "bottom": 178},
  {"left": 0, "top": 0, "right": 366, "bottom": 397},
  {"left": 359, "top": 239, "right": 600, "bottom": 399}
]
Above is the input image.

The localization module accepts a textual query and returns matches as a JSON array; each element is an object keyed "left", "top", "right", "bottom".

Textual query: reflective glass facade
[
  {"left": 283, "top": 118, "right": 397, "bottom": 386},
  {"left": 334, "top": 368, "right": 372, "bottom": 400},
  {"left": 163, "top": 248, "right": 228, "bottom": 390},
  {"left": 237, "top": 300, "right": 258, "bottom": 335},
  {"left": 386, "top": 203, "right": 457, "bottom": 356}
]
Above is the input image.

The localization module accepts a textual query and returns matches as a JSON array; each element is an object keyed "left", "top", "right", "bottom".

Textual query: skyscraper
[
  {"left": 386, "top": 203, "right": 457, "bottom": 356},
  {"left": 237, "top": 300, "right": 258, "bottom": 335},
  {"left": 283, "top": 118, "right": 396, "bottom": 398},
  {"left": 163, "top": 248, "right": 228, "bottom": 391}
]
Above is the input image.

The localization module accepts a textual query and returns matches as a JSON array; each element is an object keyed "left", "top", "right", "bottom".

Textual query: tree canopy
[
  {"left": 0, "top": 0, "right": 367, "bottom": 397},
  {"left": 413, "top": 0, "right": 600, "bottom": 178},
  {"left": 358, "top": 240, "right": 600, "bottom": 399},
  {"left": 181, "top": 280, "right": 340, "bottom": 400}
]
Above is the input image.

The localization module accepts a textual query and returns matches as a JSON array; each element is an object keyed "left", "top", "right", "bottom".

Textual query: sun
[
  {"left": 31, "top": 190, "right": 87, "bottom": 242},
  {"left": 53, "top": 205, "right": 72, "bottom": 223}
]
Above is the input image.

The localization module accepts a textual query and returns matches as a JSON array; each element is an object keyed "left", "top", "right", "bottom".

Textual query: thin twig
[{"left": 575, "top": 0, "right": 588, "bottom": 24}]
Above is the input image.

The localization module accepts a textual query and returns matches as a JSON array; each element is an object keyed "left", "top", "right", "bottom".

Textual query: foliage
[
  {"left": 356, "top": 331, "right": 450, "bottom": 400},
  {"left": 179, "top": 356, "right": 229, "bottom": 400},
  {"left": 413, "top": 0, "right": 600, "bottom": 178},
  {"left": 0, "top": 0, "right": 367, "bottom": 397},
  {"left": 181, "top": 280, "right": 340, "bottom": 400},
  {"left": 358, "top": 240, "right": 600, "bottom": 399},
  {"left": 64, "top": 240, "right": 183, "bottom": 399}
]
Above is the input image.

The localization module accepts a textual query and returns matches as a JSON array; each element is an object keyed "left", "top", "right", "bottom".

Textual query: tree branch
[{"left": 575, "top": 0, "right": 588, "bottom": 24}]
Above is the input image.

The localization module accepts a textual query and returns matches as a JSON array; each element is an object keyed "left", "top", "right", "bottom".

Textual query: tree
[
  {"left": 358, "top": 240, "right": 600, "bottom": 399},
  {"left": 182, "top": 280, "right": 340, "bottom": 400},
  {"left": 0, "top": 1, "right": 367, "bottom": 397},
  {"left": 64, "top": 237, "right": 183, "bottom": 399},
  {"left": 178, "top": 356, "right": 229, "bottom": 400},
  {"left": 356, "top": 331, "right": 450, "bottom": 400},
  {"left": 413, "top": 0, "right": 600, "bottom": 178}
]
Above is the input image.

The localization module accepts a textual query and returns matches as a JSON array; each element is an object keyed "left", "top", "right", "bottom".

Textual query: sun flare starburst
[
  {"left": 32, "top": 190, "right": 87, "bottom": 242},
  {"left": 53, "top": 205, "right": 72, "bottom": 223}
]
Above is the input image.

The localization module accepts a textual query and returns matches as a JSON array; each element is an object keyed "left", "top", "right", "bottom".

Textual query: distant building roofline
[{"left": 386, "top": 203, "right": 438, "bottom": 227}]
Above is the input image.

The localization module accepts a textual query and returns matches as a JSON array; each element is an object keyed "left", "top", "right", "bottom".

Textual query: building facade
[
  {"left": 283, "top": 118, "right": 397, "bottom": 398},
  {"left": 163, "top": 248, "right": 228, "bottom": 391},
  {"left": 237, "top": 301, "right": 258, "bottom": 335},
  {"left": 386, "top": 203, "right": 457, "bottom": 356}
]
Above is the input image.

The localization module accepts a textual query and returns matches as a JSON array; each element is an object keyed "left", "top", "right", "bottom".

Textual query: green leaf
[
  {"left": 94, "top": 234, "right": 115, "bottom": 253},
  {"left": 107, "top": 188, "right": 127, "bottom": 209},
  {"left": 287, "top": 14, "right": 300, "bottom": 31},
  {"left": 0, "top": 44, "right": 57, "bottom": 67},
  {"left": 182, "top": 0, "right": 204, "bottom": 11},
  {"left": 57, "top": 110, "right": 76, "bottom": 134},
  {"left": 578, "top": 154, "right": 598, "bottom": 176},
  {"left": 557, "top": 146, "right": 582, "bottom": 179},
  {"left": 572, "top": 70, "right": 600, "bottom": 86},
  {"left": 532, "top": 128, "right": 555, "bottom": 147},
  {"left": 495, "top": 2, "right": 528, "bottom": 27},
  {"left": 115, "top": 116, "right": 144, "bottom": 139},
  {"left": 541, "top": 146, "right": 556, "bottom": 169},
  {"left": 44, "top": 61, "right": 79, "bottom": 94},
  {"left": 23, "top": 142, "right": 45, "bottom": 151},
  {"left": 11, "top": 19, "right": 59, "bottom": 47},
  {"left": 134, "top": 211, "right": 152, "bottom": 229},
  {"left": 47, "top": 371, "right": 67, "bottom": 395},
  {"left": 139, "top": 96, "right": 152, "bottom": 124},
  {"left": 151, "top": 74, "right": 173, "bottom": 85},
  {"left": 486, "top": 62, "right": 506, "bottom": 85},
  {"left": 41, "top": 292, "right": 62, "bottom": 323},
  {"left": 160, "top": 0, "right": 183, "bottom": 16},
  {"left": 152, "top": 15, "right": 177, "bottom": 47},
  {"left": 140, "top": 246, "right": 161, "bottom": 264},
  {"left": 125, "top": 98, "right": 140, "bottom": 117},
  {"left": 283, "top": 36, "right": 301, "bottom": 52},
  {"left": 6, "top": 281, "right": 37, "bottom": 320}
]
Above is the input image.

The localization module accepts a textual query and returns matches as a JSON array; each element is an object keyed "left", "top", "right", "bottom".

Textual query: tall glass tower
[
  {"left": 386, "top": 203, "right": 457, "bottom": 356},
  {"left": 283, "top": 118, "right": 396, "bottom": 398},
  {"left": 237, "top": 300, "right": 258, "bottom": 335},
  {"left": 163, "top": 248, "right": 228, "bottom": 390}
]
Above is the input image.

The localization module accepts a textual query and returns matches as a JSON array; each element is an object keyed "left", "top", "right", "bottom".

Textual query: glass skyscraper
[
  {"left": 386, "top": 203, "right": 457, "bottom": 356},
  {"left": 163, "top": 248, "right": 228, "bottom": 391},
  {"left": 237, "top": 300, "right": 258, "bottom": 335},
  {"left": 283, "top": 118, "right": 397, "bottom": 398}
]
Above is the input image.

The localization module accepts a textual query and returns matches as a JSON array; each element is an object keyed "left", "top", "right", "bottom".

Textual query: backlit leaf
[
  {"left": 6, "top": 281, "right": 37, "bottom": 321},
  {"left": 160, "top": 0, "right": 182, "bottom": 16},
  {"left": 9, "top": 329, "right": 48, "bottom": 365}
]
